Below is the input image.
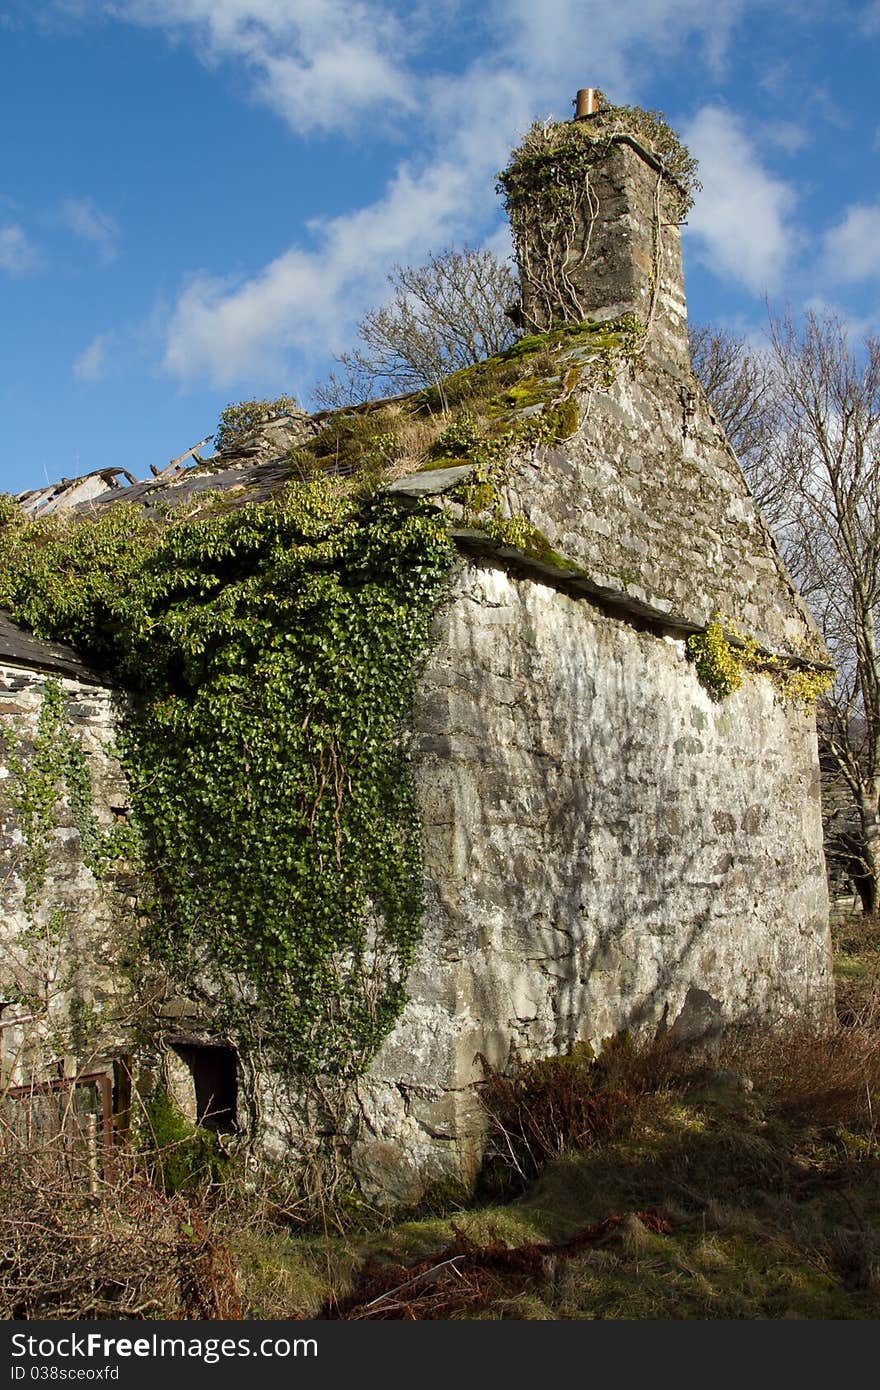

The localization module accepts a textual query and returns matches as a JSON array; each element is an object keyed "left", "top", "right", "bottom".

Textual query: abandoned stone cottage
[{"left": 0, "top": 96, "right": 833, "bottom": 1204}]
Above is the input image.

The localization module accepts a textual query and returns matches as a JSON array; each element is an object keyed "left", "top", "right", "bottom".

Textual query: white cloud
[
  {"left": 823, "top": 203, "right": 880, "bottom": 283},
  {"left": 0, "top": 222, "right": 38, "bottom": 274},
  {"left": 102, "top": 0, "right": 757, "bottom": 138},
  {"left": 158, "top": 48, "right": 546, "bottom": 388},
  {"left": 764, "top": 120, "right": 809, "bottom": 155},
  {"left": 73, "top": 332, "right": 111, "bottom": 381},
  {"left": 104, "top": 0, "right": 415, "bottom": 133},
  {"left": 492, "top": 0, "right": 750, "bottom": 91},
  {"left": 860, "top": 1, "right": 880, "bottom": 35},
  {"left": 801, "top": 294, "right": 880, "bottom": 342},
  {"left": 59, "top": 197, "right": 120, "bottom": 264},
  {"left": 87, "top": 0, "right": 793, "bottom": 384},
  {"left": 253, "top": 41, "right": 412, "bottom": 133},
  {"left": 481, "top": 220, "right": 514, "bottom": 269},
  {"left": 682, "top": 105, "right": 798, "bottom": 295},
  {"left": 163, "top": 156, "right": 479, "bottom": 385}
]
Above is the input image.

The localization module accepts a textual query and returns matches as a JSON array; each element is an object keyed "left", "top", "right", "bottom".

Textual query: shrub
[
  {"left": 214, "top": 396, "right": 299, "bottom": 453},
  {"left": 476, "top": 1040, "right": 657, "bottom": 1194},
  {"left": 0, "top": 1139, "right": 239, "bottom": 1318}
]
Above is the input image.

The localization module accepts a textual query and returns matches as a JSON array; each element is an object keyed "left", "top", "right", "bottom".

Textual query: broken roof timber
[{"left": 18, "top": 467, "right": 139, "bottom": 518}]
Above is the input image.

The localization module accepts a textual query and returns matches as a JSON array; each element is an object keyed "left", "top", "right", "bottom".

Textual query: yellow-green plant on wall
[
  {"left": 687, "top": 615, "right": 833, "bottom": 705},
  {"left": 686, "top": 619, "right": 745, "bottom": 700}
]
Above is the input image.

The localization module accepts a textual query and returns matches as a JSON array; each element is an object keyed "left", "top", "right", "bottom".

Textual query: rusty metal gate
[{"left": 0, "top": 1071, "right": 114, "bottom": 1184}]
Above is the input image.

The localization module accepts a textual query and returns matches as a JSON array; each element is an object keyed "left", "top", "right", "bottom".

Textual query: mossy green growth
[
  {"left": 0, "top": 480, "right": 455, "bottom": 1076},
  {"left": 687, "top": 614, "right": 834, "bottom": 705},
  {"left": 414, "top": 319, "right": 626, "bottom": 417},
  {"left": 544, "top": 397, "right": 580, "bottom": 440},
  {"left": 482, "top": 514, "right": 547, "bottom": 553},
  {"left": 140, "top": 1089, "right": 230, "bottom": 1194},
  {"left": 479, "top": 515, "right": 588, "bottom": 577}
]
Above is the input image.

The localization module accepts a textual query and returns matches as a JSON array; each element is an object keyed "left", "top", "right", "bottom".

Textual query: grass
[
  {"left": 8, "top": 910, "right": 879, "bottom": 1320},
  {"left": 831, "top": 905, "right": 880, "bottom": 1026},
  {"left": 229, "top": 1081, "right": 880, "bottom": 1319},
  {"left": 227, "top": 977, "right": 880, "bottom": 1319},
  {"left": 291, "top": 320, "right": 616, "bottom": 495}
]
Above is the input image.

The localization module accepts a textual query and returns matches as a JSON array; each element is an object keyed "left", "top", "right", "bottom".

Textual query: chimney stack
[
  {"left": 574, "top": 88, "right": 600, "bottom": 119},
  {"left": 500, "top": 92, "right": 690, "bottom": 365}
]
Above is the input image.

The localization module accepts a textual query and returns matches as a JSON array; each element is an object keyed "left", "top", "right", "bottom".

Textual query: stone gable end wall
[
  {"left": 339, "top": 559, "right": 832, "bottom": 1200},
  {"left": 502, "top": 362, "right": 817, "bottom": 656},
  {"left": 0, "top": 533, "right": 834, "bottom": 1203}
]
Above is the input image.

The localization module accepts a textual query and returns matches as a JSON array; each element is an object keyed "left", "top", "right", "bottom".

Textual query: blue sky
[{"left": 1, "top": 0, "right": 879, "bottom": 494}]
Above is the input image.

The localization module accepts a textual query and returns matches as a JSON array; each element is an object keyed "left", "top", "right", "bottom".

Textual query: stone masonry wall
[
  {"left": 0, "top": 547, "right": 834, "bottom": 1202},
  {"left": 564, "top": 140, "right": 688, "bottom": 369},
  {"left": 0, "top": 662, "right": 132, "bottom": 1091},
  {"left": 514, "top": 137, "right": 689, "bottom": 370},
  {"left": 339, "top": 558, "right": 832, "bottom": 1202},
  {"left": 499, "top": 355, "right": 819, "bottom": 659}
]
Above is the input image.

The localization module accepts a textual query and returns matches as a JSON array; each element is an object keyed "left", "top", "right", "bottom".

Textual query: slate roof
[{"left": 0, "top": 611, "right": 103, "bottom": 684}]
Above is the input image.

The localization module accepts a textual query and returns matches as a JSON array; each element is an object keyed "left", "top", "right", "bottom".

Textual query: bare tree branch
[
  {"left": 312, "top": 246, "right": 518, "bottom": 407},
  {"left": 692, "top": 312, "right": 880, "bottom": 913}
]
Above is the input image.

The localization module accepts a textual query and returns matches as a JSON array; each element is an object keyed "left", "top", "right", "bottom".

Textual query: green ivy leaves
[{"left": 0, "top": 483, "right": 454, "bottom": 1076}]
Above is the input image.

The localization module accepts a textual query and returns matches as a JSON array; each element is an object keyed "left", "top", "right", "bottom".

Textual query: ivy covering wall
[
  {"left": 0, "top": 309, "right": 831, "bottom": 1081},
  {"left": 0, "top": 321, "right": 623, "bottom": 1078},
  {"left": 0, "top": 483, "right": 454, "bottom": 1075}
]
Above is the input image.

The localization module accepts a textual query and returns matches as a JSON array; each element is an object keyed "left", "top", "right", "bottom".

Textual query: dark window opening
[
  {"left": 171, "top": 1043, "right": 238, "bottom": 1132},
  {"left": 112, "top": 1056, "right": 133, "bottom": 1140}
]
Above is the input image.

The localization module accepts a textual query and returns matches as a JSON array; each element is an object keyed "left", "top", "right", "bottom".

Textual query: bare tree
[
  {"left": 313, "top": 246, "right": 518, "bottom": 407},
  {"left": 765, "top": 312, "right": 880, "bottom": 913},
  {"left": 688, "top": 323, "right": 787, "bottom": 523},
  {"left": 692, "top": 313, "right": 880, "bottom": 913}
]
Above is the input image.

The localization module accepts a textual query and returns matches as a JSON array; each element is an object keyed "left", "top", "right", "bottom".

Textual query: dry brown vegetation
[
  {"left": 0, "top": 1155, "right": 240, "bottom": 1320},
  {"left": 3, "top": 913, "right": 879, "bottom": 1320},
  {"left": 310, "top": 925, "right": 880, "bottom": 1321}
]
